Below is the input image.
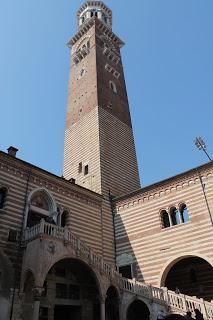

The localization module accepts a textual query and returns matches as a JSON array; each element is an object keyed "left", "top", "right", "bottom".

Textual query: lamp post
[{"left": 194, "top": 137, "right": 212, "bottom": 161}]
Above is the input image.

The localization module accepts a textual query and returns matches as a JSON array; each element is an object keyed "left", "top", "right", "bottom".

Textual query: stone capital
[{"left": 32, "top": 287, "right": 44, "bottom": 301}]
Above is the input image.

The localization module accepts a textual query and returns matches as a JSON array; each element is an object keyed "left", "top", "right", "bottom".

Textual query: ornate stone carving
[{"left": 47, "top": 241, "right": 56, "bottom": 255}]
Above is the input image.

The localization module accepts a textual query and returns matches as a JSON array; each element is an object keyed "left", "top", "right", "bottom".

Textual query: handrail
[
  {"left": 24, "top": 220, "right": 119, "bottom": 279},
  {"left": 120, "top": 278, "right": 213, "bottom": 320},
  {"left": 24, "top": 221, "right": 213, "bottom": 320}
]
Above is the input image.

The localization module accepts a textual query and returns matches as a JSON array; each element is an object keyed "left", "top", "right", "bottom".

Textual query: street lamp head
[
  {"left": 194, "top": 137, "right": 212, "bottom": 161},
  {"left": 194, "top": 137, "right": 206, "bottom": 150}
]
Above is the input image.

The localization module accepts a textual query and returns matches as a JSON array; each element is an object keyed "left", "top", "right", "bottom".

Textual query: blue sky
[{"left": 0, "top": 0, "right": 212, "bottom": 187}]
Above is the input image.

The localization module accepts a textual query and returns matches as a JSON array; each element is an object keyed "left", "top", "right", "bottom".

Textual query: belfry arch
[{"left": 160, "top": 254, "right": 213, "bottom": 301}]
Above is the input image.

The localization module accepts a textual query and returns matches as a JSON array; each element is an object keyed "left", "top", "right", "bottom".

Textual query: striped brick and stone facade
[
  {"left": 63, "top": 3, "right": 140, "bottom": 264},
  {"left": 113, "top": 162, "right": 213, "bottom": 301},
  {"left": 0, "top": 1, "right": 213, "bottom": 320}
]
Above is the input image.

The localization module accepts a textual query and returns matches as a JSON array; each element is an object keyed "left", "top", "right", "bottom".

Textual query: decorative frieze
[
  {"left": 0, "top": 156, "right": 102, "bottom": 208},
  {"left": 113, "top": 164, "right": 213, "bottom": 212}
]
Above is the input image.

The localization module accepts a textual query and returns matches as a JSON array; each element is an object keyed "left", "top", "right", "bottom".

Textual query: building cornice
[
  {"left": 113, "top": 162, "right": 213, "bottom": 211},
  {"left": 77, "top": 1, "right": 112, "bottom": 19},
  {"left": 0, "top": 151, "right": 102, "bottom": 208},
  {"left": 68, "top": 18, "right": 124, "bottom": 48}
]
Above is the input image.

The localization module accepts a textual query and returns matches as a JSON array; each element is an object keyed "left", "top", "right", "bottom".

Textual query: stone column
[
  {"left": 179, "top": 211, "right": 184, "bottom": 224},
  {"left": 100, "top": 297, "right": 105, "bottom": 320},
  {"left": 86, "top": 11, "right": 91, "bottom": 19},
  {"left": 168, "top": 213, "right": 173, "bottom": 227},
  {"left": 97, "top": 11, "right": 102, "bottom": 19},
  {"left": 32, "top": 287, "right": 43, "bottom": 320}
]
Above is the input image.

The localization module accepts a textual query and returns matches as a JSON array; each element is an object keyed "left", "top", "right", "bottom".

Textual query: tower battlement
[{"left": 77, "top": 1, "right": 112, "bottom": 29}]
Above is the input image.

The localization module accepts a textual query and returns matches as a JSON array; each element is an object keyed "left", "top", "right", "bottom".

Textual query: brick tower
[{"left": 63, "top": 1, "right": 140, "bottom": 262}]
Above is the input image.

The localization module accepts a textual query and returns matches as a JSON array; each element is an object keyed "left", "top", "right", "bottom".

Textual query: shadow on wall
[
  {"left": 0, "top": 253, "right": 14, "bottom": 320},
  {"left": 113, "top": 209, "right": 144, "bottom": 282}
]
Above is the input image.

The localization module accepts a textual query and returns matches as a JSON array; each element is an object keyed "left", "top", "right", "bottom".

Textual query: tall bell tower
[{"left": 64, "top": 1, "right": 140, "bottom": 198}]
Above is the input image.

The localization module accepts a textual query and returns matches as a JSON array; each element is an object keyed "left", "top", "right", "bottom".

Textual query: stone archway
[
  {"left": 160, "top": 255, "right": 213, "bottom": 301},
  {"left": 39, "top": 258, "right": 103, "bottom": 320},
  {"left": 24, "top": 188, "right": 57, "bottom": 228},
  {"left": 127, "top": 299, "right": 150, "bottom": 320},
  {"left": 105, "top": 286, "right": 120, "bottom": 320}
]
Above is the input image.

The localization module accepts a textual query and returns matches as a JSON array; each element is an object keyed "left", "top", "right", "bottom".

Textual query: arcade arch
[
  {"left": 127, "top": 299, "right": 150, "bottom": 320},
  {"left": 160, "top": 255, "right": 213, "bottom": 301},
  {"left": 105, "top": 286, "right": 120, "bottom": 320},
  {"left": 39, "top": 258, "right": 102, "bottom": 320}
]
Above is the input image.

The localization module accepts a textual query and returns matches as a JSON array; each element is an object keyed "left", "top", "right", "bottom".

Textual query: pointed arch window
[
  {"left": 0, "top": 188, "right": 7, "bottom": 209},
  {"left": 61, "top": 210, "right": 71, "bottom": 228},
  {"left": 109, "top": 81, "right": 117, "bottom": 94},
  {"left": 170, "top": 207, "right": 181, "bottom": 225},
  {"left": 26, "top": 189, "right": 57, "bottom": 228},
  {"left": 161, "top": 210, "right": 170, "bottom": 228},
  {"left": 61, "top": 211, "right": 69, "bottom": 228},
  {"left": 180, "top": 203, "right": 190, "bottom": 222}
]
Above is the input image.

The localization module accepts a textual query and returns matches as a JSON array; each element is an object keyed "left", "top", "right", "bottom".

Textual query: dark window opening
[
  {"left": 55, "top": 267, "right": 66, "bottom": 278},
  {"left": 161, "top": 210, "right": 170, "bottom": 228},
  {"left": 171, "top": 208, "right": 180, "bottom": 225},
  {"left": 78, "top": 162, "right": 83, "bottom": 173},
  {"left": 87, "top": 41, "right": 90, "bottom": 49},
  {"left": 69, "top": 285, "right": 80, "bottom": 300},
  {"left": 39, "top": 307, "right": 48, "bottom": 320},
  {"left": 180, "top": 204, "right": 190, "bottom": 222},
  {"left": 56, "top": 283, "right": 67, "bottom": 299},
  {"left": 91, "top": 11, "right": 94, "bottom": 17},
  {"left": 109, "top": 81, "right": 117, "bottom": 93},
  {"left": 0, "top": 188, "right": 6, "bottom": 209},
  {"left": 119, "top": 265, "right": 132, "bottom": 279},
  {"left": 84, "top": 165, "right": 89, "bottom": 175},
  {"left": 61, "top": 211, "right": 68, "bottom": 228},
  {"left": 27, "top": 211, "right": 43, "bottom": 228},
  {"left": 8, "top": 229, "right": 18, "bottom": 242},
  {"left": 190, "top": 268, "right": 197, "bottom": 283},
  {"left": 56, "top": 283, "right": 80, "bottom": 300}
]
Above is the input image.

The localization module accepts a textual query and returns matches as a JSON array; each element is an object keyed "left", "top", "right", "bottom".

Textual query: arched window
[
  {"left": 0, "top": 188, "right": 6, "bottom": 209},
  {"left": 161, "top": 210, "right": 170, "bottom": 228},
  {"left": 61, "top": 211, "right": 69, "bottom": 228},
  {"left": 170, "top": 207, "right": 181, "bottom": 225},
  {"left": 180, "top": 203, "right": 189, "bottom": 223},
  {"left": 109, "top": 81, "right": 117, "bottom": 94},
  {"left": 26, "top": 189, "right": 57, "bottom": 228},
  {"left": 80, "top": 69, "right": 86, "bottom": 78}
]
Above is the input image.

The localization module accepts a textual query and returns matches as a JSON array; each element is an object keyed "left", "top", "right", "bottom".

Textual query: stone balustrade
[
  {"left": 24, "top": 221, "right": 213, "bottom": 320},
  {"left": 121, "top": 278, "right": 213, "bottom": 320},
  {"left": 24, "top": 220, "right": 119, "bottom": 280}
]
